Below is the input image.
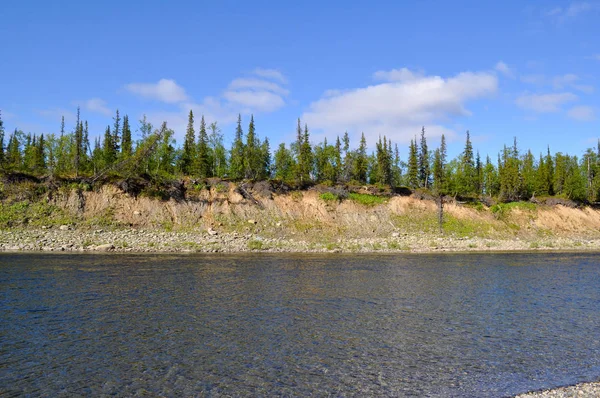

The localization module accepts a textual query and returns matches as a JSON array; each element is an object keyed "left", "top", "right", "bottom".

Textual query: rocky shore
[
  {"left": 1, "top": 225, "right": 600, "bottom": 253},
  {"left": 515, "top": 381, "right": 600, "bottom": 397}
]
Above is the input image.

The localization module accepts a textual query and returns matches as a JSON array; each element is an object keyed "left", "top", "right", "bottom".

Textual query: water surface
[{"left": 1, "top": 252, "right": 600, "bottom": 397}]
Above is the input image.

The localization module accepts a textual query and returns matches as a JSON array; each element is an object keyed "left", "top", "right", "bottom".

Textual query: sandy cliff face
[{"left": 47, "top": 183, "right": 600, "bottom": 240}]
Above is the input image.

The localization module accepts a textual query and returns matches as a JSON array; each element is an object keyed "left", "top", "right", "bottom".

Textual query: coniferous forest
[{"left": 0, "top": 107, "right": 598, "bottom": 204}]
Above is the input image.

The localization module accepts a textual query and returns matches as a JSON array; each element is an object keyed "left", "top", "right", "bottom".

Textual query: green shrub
[
  {"left": 247, "top": 239, "right": 264, "bottom": 250},
  {"left": 319, "top": 192, "right": 338, "bottom": 202},
  {"left": 348, "top": 193, "right": 386, "bottom": 206}
]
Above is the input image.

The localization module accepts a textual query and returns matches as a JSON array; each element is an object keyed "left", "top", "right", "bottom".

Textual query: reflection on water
[{"left": 1, "top": 252, "right": 600, "bottom": 397}]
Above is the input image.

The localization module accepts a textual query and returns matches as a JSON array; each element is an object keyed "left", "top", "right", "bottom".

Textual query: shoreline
[
  {"left": 514, "top": 380, "right": 600, "bottom": 397},
  {"left": 2, "top": 227, "right": 600, "bottom": 254}
]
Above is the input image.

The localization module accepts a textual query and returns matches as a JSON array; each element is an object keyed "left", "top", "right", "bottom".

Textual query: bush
[
  {"left": 247, "top": 239, "right": 264, "bottom": 250},
  {"left": 319, "top": 192, "right": 338, "bottom": 202},
  {"left": 348, "top": 193, "right": 386, "bottom": 206}
]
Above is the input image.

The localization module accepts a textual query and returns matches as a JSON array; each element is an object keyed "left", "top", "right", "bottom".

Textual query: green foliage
[
  {"left": 319, "top": 192, "right": 338, "bottom": 202},
  {"left": 0, "top": 200, "right": 77, "bottom": 228},
  {"left": 348, "top": 192, "right": 386, "bottom": 206},
  {"left": 247, "top": 239, "right": 264, "bottom": 250}
]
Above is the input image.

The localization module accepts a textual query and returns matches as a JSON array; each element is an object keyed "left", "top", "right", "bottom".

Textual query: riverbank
[
  {"left": 1, "top": 226, "right": 600, "bottom": 253},
  {"left": 515, "top": 381, "right": 600, "bottom": 397},
  {"left": 3, "top": 179, "right": 600, "bottom": 253}
]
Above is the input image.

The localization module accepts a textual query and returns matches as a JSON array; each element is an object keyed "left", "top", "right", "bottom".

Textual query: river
[{"left": 1, "top": 252, "right": 600, "bottom": 397}]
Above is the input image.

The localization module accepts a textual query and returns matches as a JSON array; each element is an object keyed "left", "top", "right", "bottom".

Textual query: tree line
[{"left": 0, "top": 108, "right": 598, "bottom": 203}]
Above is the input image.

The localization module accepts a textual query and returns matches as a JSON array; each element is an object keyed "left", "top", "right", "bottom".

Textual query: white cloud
[
  {"left": 83, "top": 98, "right": 111, "bottom": 116},
  {"left": 495, "top": 61, "right": 515, "bottom": 79},
  {"left": 515, "top": 92, "right": 578, "bottom": 113},
  {"left": 125, "top": 79, "right": 189, "bottom": 103},
  {"left": 228, "top": 78, "right": 289, "bottom": 95},
  {"left": 573, "top": 84, "right": 595, "bottom": 94},
  {"left": 545, "top": 2, "right": 596, "bottom": 21},
  {"left": 552, "top": 73, "right": 579, "bottom": 89},
  {"left": 222, "top": 70, "right": 289, "bottom": 113},
  {"left": 567, "top": 105, "right": 595, "bottom": 121},
  {"left": 138, "top": 69, "right": 289, "bottom": 139},
  {"left": 565, "top": 2, "right": 593, "bottom": 17},
  {"left": 302, "top": 69, "right": 497, "bottom": 144},
  {"left": 521, "top": 73, "right": 594, "bottom": 93},
  {"left": 253, "top": 68, "right": 287, "bottom": 83},
  {"left": 373, "top": 68, "right": 423, "bottom": 82},
  {"left": 545, "top": 7, "right": 563, "bottom": 16}
]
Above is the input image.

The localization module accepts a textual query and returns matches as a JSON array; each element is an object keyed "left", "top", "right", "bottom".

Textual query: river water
[{"left": 1, "top": 252, "right": 600, "bottom": 397}]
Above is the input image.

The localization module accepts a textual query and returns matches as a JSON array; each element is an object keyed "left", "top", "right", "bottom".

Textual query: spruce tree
[
  {"left": 229, "top": 114, "right": 245, "bottom": 180},
  {"left": 112, "top": 109, "right": 121, "bottom": 154},
  {"left": 102, "top": 125, "right": 115, "bottom": 168},
  {"left": 121, "top": 115, "right": 132, "bottom": 159},
  {"left": 0, "top": 110, "right": 5, "bottom": 167},
  {"left": 181, "top": 110, "right": 196, "bottom": 175},
  {"left": 259, "top": 137, "right": 271, "bottom": 180},
  {"left": 244, "top": 115, "right": 261, "bottom": 180},
  {"left": 274, "top": 143, "right": 295, "bottom": 183},
  {"left": 418, "top": 127, "right": 430, "bottom": 188},
  {"left": 299, "top": 124, "right": 313, "bottom": 184},
  {"left": 407, "top": 138, "right": 419, "bottom": 189},
  {"left": 353, "top": 132, "right": 368, "bottom": 183},
  {"left": 6, "top": 129, "right": 22, "bottom": 171},
  {"left": 458, "top": 130, "right": 475, "bottom": 195},
  {"left": 197, "top": 115, "right": 210, "bottom": 178}
]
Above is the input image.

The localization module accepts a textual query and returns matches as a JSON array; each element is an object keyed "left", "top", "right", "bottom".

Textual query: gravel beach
[{"left": 515, "top": 381, "right": 600, "bottom": 397}]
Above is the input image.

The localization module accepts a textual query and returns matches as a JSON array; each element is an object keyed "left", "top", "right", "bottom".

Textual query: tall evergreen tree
[
  {"left": 407, "top": 138, "right": 419, "bottom": 189},
  {"left": 197, "top": 115, "right": 211, "bottom": 178},
  {"left": 418, "top": 127, "right": 430, "bottom": 188},
  {"left": 457, "top": 130, "right": 476, "bottom": 195},
  {"left": 244, "top": 115, "right": 261, "bottom": 180},
  {"left": 229, "top": 114, "right": 245, "bottom": 180},
  {"left": 112, "top": 109, "right": 121, "bottom": 154},
  {"left": 353, "top": 132, "right": 368, "bottom": 183},
  {"left": 102, "top": 125, "right": 115, "bottom": 168},
  {"left": 180, "top": 110, "right": 196, "bottom": 175},
  {"left": 121, "top": 115, "right": 132, "bottom": 159},
  {"left": 274, "top": 143, "right": 295, "bottom": 183},
  {"left": 0, "top": 110, "right": 5, "bottom": 167}
]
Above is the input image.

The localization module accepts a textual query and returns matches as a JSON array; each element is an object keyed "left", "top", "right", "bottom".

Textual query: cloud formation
[
  {"left": 302, "top": 68, "right": 497, "bottom": 144},
  {"left": 253, "top": 68, "right": 288, "bottom": 83},
  {"left": 515, "top": 92, "right": 578, "bottom": 113},
  {"left": 568, "top": 105, "right": 596, "bottom": 121},
  {"left": 125, "top": 79, "right": 189, "bottom": 103},
  {"left": 495, "top": 61, "right": 515, "bottom": 79},
  {"left": 83, "top": 98, "right": 111, "bottom": 116},
  {"left": 545, "top": 2, "right": 596, "bottom": 21},
  {"left": 223, "top": 74, "right": 289, "bottom": 113},
  {"left": 135, "top": 69, "right": 289, "bottom": 137}
]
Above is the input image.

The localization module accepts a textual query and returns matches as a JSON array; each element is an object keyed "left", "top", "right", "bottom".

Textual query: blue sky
[{"left": 1, "top": 0, "right": 599, "bottom": 160}]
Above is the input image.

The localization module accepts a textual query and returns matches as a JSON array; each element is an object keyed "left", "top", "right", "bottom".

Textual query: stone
[
  {"left": 248, "top": 219, "right": 257, "bottom": 225},
  {"left": 59, "top": 225, "right": 70, "bottom": 231},
  {"left": 95, "top": 244, "right": 114, "bottom": 251},
  {"left": 207, "top": 228, "right": 218, "bottom": 236},
  {"left": 391, "top": 232, "right": 400, "bottom": 238},
  {"left": 133, "top": 210, "right": 141, "bottom": 216}
]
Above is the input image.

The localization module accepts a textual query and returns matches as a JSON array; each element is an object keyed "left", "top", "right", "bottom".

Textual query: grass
[
  {"left": 247, "top": 239, "right": 265, "bottom": 250},
  {"left": 319, "top": 192, "right": 338, "bottom": 202},
  {"left": 348, "top": 193, "right": 386, "bottom": 206},
  {"left": 490, "top": 202, "right": 537, "bottom": 220},
  {"left": 0, "top": 200, "right": 78, "bottom": 229}
]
